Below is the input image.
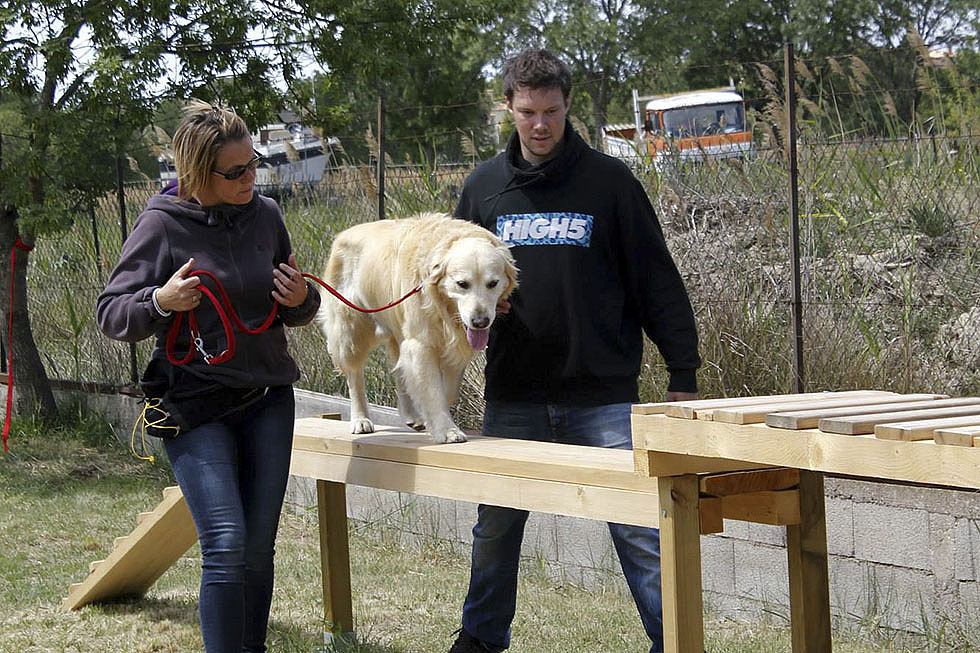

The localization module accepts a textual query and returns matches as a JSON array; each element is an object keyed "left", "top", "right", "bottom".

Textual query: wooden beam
[
  {"left": 317, "top": 480, "right": 354, "bottom": 641},
  {"left": 699, "top": 468, "right": 799, "bottom": 496},
  {"left": 699, "top": 497, "right": 724, "bottom": 534},
  {"left": 719, "top": 490, "right": 800, "bottom": 526},
  {"left": 786, "top": 471, "right": 832, "bottom": 652},
  {"left": 658, "top": 475, "right": 704, "bottom": 653},
  {"left": 290, "top": 451, "right": 661, "bottom": 528}
]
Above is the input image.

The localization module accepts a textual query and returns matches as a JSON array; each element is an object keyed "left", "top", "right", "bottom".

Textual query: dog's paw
[
  {"left": 434, "top": 426, "right": 467, "bottom": 444},
  {"left": 350, "top": 418, "right": 375, "bottom": 434}
]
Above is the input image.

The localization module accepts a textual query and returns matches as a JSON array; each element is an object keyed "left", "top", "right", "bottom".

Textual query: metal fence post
[
  {"left": 115, "top": 148, "right": 139, "bottom": 387},
  {"left": 784, "top": 42, "right": 805, "bottom": 393},
  {"left": 377, "top": 94, "right": 386, "bottom": 220}
]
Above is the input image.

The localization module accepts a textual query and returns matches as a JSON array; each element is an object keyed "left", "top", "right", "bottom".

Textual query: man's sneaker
[{"left": 448, "top": 628, "right": 491, "bottom": 653}]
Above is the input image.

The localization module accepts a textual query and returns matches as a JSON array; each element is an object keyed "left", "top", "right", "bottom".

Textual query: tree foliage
[
  {"left": 278, "top": 0, "right": 519, "bottom": 163},
  {"left": 0, "top": 0, "right": 294, "bottom": 417}
]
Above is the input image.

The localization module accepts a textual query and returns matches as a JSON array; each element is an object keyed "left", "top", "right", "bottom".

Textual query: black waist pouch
[{"left": 139, "top": 358, "right": 268, "bottom": 438}]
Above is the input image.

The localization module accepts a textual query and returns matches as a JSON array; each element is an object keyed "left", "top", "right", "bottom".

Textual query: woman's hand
[
  {"left": 155, "top": 258, "right": 202, "bottom": 312},
  {"left": 272, "top": 253, "right": 308, "bottom": 308}
]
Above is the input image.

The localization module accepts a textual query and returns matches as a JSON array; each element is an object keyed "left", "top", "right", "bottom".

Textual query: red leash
[
  {"left": 166, "top": 270, "right": 422, "bottom": 366},
  {"left": 4, "top": 237, "right": 33, "bottom": 452}
]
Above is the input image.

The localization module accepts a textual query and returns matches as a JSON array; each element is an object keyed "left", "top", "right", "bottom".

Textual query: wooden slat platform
[
  {"left": 631, "top": 412, "right": 980, "bottom": 490},
  {"left": 714, "top": 393, "right": 945, "bottom": 426},
  {"left": 765, "top": 396, "right": 957, "bottom": 430},
  {"left": 632, "top": 390, "right": 894, "bottom": 419},
  {"left": 818, "top": 398, "right": 980, "bottom": 435}
]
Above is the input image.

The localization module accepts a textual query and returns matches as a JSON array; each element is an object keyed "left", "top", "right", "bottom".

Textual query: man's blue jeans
[
  {"left": 461, "top": 401, "right": 664, "bottom": 653},
  {"left": 163, "top": 385, "right": 295, "bottom": 653}
]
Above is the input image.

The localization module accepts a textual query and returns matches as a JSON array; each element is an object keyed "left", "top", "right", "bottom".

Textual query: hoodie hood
[
  {"left": 479, "top": 121, "right": 589, "bottom": 212},
  {"left": 145, "top": 189, "right": 261, "bottom": 228},
  {"left": 504, "top": 120, "right": 587, "bottom": 185}
]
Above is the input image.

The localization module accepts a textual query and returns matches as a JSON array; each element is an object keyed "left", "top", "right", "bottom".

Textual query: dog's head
[{"left": 425, "top": 235, "right": 517, "bottom": 351}]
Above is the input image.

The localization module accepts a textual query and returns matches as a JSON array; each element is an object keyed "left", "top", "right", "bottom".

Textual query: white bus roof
[{"left": 645, "top": 90, "right": 744, "bottom": 111}]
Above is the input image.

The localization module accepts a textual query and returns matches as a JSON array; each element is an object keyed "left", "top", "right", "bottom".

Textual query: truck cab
[
  {"left": 603, "top": 87, "right": 753, "bottom": 169},
  {"left": 643, "top": 89, "right": 752, "bottom": 162}
]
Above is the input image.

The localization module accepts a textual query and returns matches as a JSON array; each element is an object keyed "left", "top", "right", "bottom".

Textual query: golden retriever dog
[{"left": 317, "top": 212, "right": 517, "bottom": 443}]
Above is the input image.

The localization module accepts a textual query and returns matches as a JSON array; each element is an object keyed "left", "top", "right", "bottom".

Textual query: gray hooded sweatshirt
[{"left": 97, "top": 190, "right": 320, "bottom": 389}]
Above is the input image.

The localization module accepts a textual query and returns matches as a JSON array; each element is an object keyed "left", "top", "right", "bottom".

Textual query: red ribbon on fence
[{"left": 4, "top": 237, "right": 33, "bottom": 453}]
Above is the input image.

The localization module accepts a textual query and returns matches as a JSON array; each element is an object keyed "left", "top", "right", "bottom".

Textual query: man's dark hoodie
[
  {"left": 97, "top": 184, "right": 319, "bottom": 388},
  {"left": 455, "top": 122, "right": 699, "bottom": 405}
]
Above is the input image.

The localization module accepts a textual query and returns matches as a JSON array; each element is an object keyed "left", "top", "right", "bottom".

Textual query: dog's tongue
[{"left": 466, "top": 327, "right": 490, "bottom": 351}]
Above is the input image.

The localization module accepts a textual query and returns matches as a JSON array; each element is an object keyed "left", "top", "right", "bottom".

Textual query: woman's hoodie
[{"left": 97, "top": 186, "right": 319, "bottom": 388}]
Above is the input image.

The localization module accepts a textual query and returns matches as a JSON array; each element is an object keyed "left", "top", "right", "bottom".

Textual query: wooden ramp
[{"left": 62, "top": 485, "right": 197, "bottom": 611}]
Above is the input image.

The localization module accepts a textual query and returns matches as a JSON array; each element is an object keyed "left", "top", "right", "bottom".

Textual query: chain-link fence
[{"left": 23, "top": 46, "right": 980, "bottom": 415}]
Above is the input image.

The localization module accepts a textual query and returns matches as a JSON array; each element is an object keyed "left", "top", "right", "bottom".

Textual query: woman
[{"left": 97, "top": 100, "right": 320, "bottom": 653}]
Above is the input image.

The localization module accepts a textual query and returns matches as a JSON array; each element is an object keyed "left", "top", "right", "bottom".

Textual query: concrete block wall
[{"left": 46, "top": 385, "right": 980, "bottom": 634}]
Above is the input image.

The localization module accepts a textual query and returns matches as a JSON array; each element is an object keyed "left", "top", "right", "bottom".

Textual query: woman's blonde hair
[{"left": 172, "top": 99, "right": 250, "bottom": 200}]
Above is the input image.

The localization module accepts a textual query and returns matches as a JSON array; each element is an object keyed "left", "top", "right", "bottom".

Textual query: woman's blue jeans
[
  {"left": 461, "top": 401, "right": 664, "bottom": 653},
  {"left": 163, "top": 385, "right": 295, "bottom": 653}
]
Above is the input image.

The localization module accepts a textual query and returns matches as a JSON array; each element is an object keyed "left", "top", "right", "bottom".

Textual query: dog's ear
[
  {"left": 498, "top": 243, "right": 519, "bottom": 299},
  {"left": 423, "top": 240, "right": 451, "bottom": 287}
]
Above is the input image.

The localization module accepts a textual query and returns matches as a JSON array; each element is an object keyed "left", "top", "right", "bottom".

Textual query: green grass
[{"left": 0, "top": 408, "right": 970, "bottom": 652}]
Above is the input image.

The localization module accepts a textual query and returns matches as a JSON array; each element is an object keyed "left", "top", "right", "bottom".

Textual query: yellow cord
[{"left": 129, "top": 398, "right": 179, "bottom": 463}]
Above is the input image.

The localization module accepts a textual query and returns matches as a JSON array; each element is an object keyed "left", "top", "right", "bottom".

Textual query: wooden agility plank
[
  {"left": 765, "top": 395, "right": 954, "bottom": 430},
  {"left": 634, "top": 391, "right": 893, "bottom": 420},
  {"left": 293, "top": 418, "right": 660, "bottom": 493},
  {"left": 876, "top": 414, "right": 980, "bottom": 441},
  {"left": 289, "top": 449, "right": 661, "bottom": 527},
  {"left": 819, "top": 398, "right": 980, "bottom": 435},
  {"left": 62, "top": 486, "right": 197, "bottom": 611},
  {"left": 712, "top": 393, "right": 943, "bottom": 425},
  {"left": 934, "top": 425, "right": 980, "bottom": 447}
]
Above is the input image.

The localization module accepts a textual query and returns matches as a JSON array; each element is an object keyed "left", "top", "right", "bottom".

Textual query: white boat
[{"left": 159, "top": 113, "right": 337, "bottom": 192}]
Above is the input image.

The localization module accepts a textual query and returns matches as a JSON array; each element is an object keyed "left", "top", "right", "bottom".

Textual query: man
[{"left": 450, "top": 48, "right": 701, "bottom": 653}]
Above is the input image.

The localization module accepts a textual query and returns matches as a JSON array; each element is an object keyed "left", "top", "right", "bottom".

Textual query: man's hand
[{"left": 666, "top": 391, "right": 698, "bottom": 402}]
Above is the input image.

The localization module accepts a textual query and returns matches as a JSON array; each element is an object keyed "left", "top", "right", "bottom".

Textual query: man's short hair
[{"left": 501, "top": 49, "right": 572, "bottom": 101}]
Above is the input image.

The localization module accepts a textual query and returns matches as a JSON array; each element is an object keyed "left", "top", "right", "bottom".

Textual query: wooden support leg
[
  {"left": 786, "top": 470, "right": 832, "bottom": 652},
  {"left": 317, "top": 479, "right": 354, "bottom": 647},
  {"left": 658, "top": 474, "right": 704, "bottom": 653}
]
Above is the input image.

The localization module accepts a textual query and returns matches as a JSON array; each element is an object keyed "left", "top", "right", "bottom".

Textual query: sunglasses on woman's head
[{"left": 212, "top": 151, "right": 264, "bottom": 180}]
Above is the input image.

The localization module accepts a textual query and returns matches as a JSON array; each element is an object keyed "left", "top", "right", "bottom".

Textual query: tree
[
  {"left": 288, "top": 0, "right": 520, "bottom": 165},
  {"left": 0, "top": 1, "right": 293, "bottom": 421},
  {"left": 485, "top": 0, "right": 658, "bottom": 142}
]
